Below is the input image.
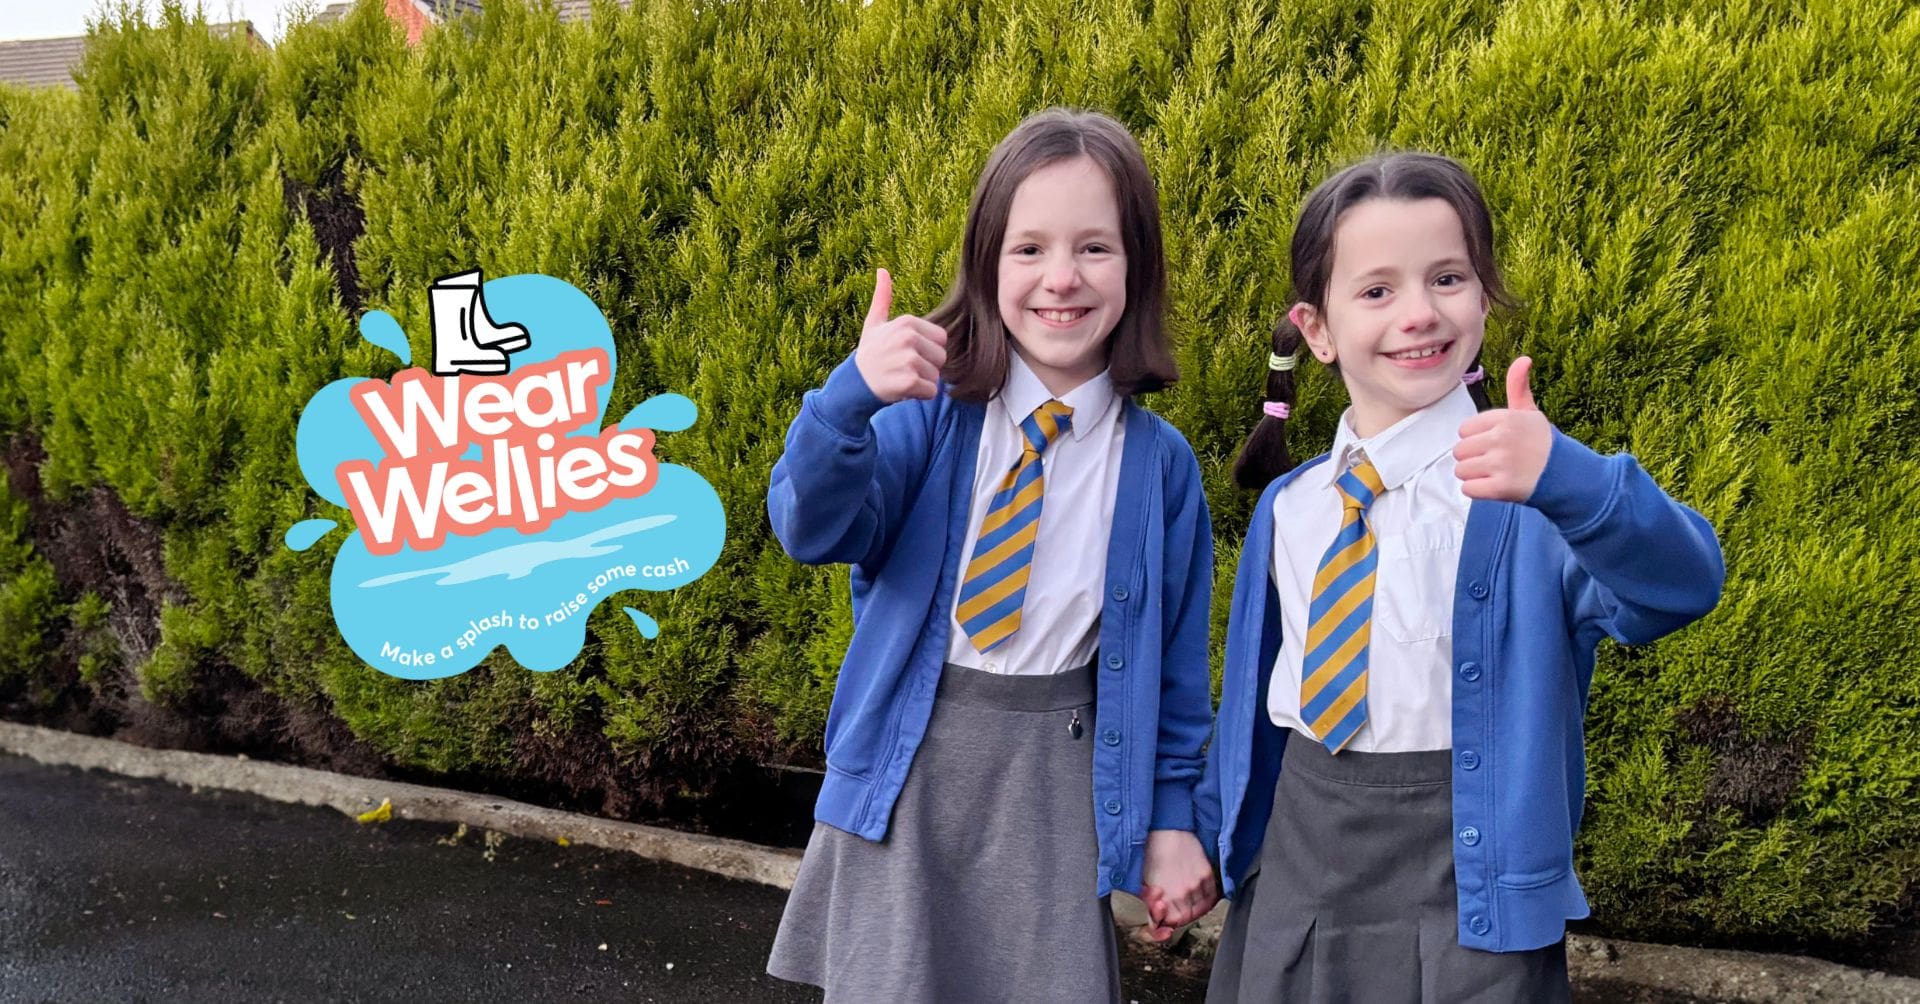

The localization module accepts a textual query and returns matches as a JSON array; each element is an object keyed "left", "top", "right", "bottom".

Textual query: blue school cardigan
[
  {"left": 768, "top": 354, "right": 1215, "bottom": 897},
  {"left": 1195, "top": 430, "right": 1724, "bottom": 951}
]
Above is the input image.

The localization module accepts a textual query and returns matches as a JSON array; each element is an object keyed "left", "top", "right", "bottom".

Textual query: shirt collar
[
  {"left": 1323, "top": 382, "right": 1479, "bottom": 490},
  {"left": 1002, "top": 351, "right": 1117, "bottom": 441}
]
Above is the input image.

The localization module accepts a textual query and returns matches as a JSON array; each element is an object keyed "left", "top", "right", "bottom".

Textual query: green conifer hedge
[{"left": 0, "top": 0, "right": 1914, "bottom": 943}]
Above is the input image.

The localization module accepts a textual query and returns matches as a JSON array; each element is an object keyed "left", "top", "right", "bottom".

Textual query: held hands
[
  {"left": 853, "top": 268, "right": 948, "bottom": 403},
  {"left": 1138, "top": 829, "right": 1221, "bottom": 943},
  {"left": 1452, "top": 356, "right": 1555, "bottom": 503}
]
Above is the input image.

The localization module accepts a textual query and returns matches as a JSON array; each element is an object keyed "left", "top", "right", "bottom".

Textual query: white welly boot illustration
[
  {"left": 429, "top": 270, "right": 528, "bottom": 375},
  {"left": 430, "top": 272, "right": 506, "bottom": 376},
  {"left": 442, "top": 268, "right": 531, "bottom": 353}
]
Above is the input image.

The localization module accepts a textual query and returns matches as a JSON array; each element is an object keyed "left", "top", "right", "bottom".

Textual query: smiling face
[
  {"left": 1296, "top": 197, "right": 1490, "bottom": 438},
  {"left": 995, "top": 155, "right": 1129, "bottom": 397}
]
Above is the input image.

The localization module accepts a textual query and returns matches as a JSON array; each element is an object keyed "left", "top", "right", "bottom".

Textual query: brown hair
[
  {"left": 1232, "top": 152, "right": 1517, "bottom": 489},
  {"left": 930, "top": 107, "right": 1179, "bottom": 402}
]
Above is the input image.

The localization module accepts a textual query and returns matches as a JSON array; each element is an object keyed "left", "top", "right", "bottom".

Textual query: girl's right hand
[
  {"left": 854, "top": 268, "right": 947, "bottom": 403},
  {"left": 1139, "top": 829, "right": 1221, "bottom": 941}
]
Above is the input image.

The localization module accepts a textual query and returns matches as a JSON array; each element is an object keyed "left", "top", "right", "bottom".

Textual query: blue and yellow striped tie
[
  {"left": 956, "top": 400, "right": 1074, "bottom": 653},
  {"left": 1301, "top": 457, "right": 1386, "bottom": 753}
]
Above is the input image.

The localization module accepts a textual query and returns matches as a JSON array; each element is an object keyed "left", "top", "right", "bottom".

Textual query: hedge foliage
[{"left": 0, "top": 0, "right": 1914, "bottom": 943}]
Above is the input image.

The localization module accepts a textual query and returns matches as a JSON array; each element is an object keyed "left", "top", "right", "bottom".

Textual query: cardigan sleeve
[
  {"left": 767, "top": 352, "right": 937, "bottom": 570},
  {"left": 1150, "top": 427, "right": 1215, "bottom": 832},
  {"left": 1526, "top": 428, "right": 1725, "bottom": 647}
]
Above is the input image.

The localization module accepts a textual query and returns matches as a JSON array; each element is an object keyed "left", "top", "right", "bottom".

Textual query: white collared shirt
[
  {"left": 1266, "top": 383, "right": 1477, "bottom": 751},
  {"left": 946, "top": 353, "right": 1127, "bottom": 675}
]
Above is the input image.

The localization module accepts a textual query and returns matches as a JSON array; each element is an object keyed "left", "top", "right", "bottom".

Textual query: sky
[{"left": 0, "top": 1, "right": 321, "bottom": 44}]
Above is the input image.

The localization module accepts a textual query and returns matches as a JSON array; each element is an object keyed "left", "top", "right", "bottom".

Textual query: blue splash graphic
[
  {"left": 359, "top": 311, "right": 412, "bottom": 365},
  {"left": 289, "top": 274, "right": 726, "bottom": 680},
  {"left": 285, "top": 519, "right": 338, "bottom": 551},
  {"left": 623, "top": 608, "right": 660, "bottom": 639},
  {"left": 621, "top": 394, "right": 698, "bottom": 433}
]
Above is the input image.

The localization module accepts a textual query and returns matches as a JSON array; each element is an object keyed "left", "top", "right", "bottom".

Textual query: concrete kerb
[
  {"left": 0, "top": 721, "right": 800, "bottom": 889},
  {"left": 4, "top": 720, "right": 1916, "bottom": 1003},
  {"left": 1113, "top": 903, "right": 1920, "bottom": 1003}
]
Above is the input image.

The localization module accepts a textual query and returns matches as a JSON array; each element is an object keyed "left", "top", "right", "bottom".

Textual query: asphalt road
[
  {"left": 0, "top": 750, "right": 1721, "bottom": 1003},
  {"left": 0, "top": 753, "right": 1212, "bottom": 1003}
]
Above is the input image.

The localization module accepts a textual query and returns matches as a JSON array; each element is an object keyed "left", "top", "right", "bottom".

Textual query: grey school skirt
[
  {"left": 1207, "top": 733, "right": 1571, "bottom": 1003},
  {"left": 767, "top": 662, "right": 1120, "bottom": 1004}
]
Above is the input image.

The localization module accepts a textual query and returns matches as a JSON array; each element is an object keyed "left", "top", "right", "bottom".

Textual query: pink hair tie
[
  {"left": 1461, "top": 367, "right": 1486, "bottom": 385},
  {"left": 1262, "top": 401, "right": 1291, "bottom": 420}
]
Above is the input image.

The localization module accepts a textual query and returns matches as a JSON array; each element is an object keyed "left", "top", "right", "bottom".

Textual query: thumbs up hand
[
  {"left": 1453, "top": 356, "right": 1555, "bottom": 503},
  {"left": 853, "top": 268, "right": 948, "bottom": 403}
]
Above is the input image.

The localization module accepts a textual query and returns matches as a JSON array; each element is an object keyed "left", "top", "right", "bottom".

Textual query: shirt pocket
[{"left": 1373, "top": 521, "right": 1463, "bottom": 644}]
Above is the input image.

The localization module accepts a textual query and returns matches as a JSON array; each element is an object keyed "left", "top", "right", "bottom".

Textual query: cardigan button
[
  {"left": 1459, "top": 750, "right": 1480, "bottom": 770},
  {"left": 1458, "top": 661, "right": 1482, "bottom": 683},
  {"left": 1102, "top": 729, "right": 1121, "bottom": 746},
  {"left": 1104, "top": 799, "right": 1122, "bottom": 815},
  {"left": 1459, "top": 826, "right": 1481, "bottom": 846},
  {"left": 1469, "top": 915, "right": 1491, "bottom": 935},
  {"left": 1111, "top": 585, "right": 1129, "bottom": 602},
  {"left": 1468, "top": 581, "right": 1489, "bottom": 600},
  {"left": 1105, "top": 654, "right": 1124, "bottom": 670}
]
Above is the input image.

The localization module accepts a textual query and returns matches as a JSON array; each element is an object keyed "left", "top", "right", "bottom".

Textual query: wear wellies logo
[{"left": 286, "top": 269, "right": 726, "bottom": 680}]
